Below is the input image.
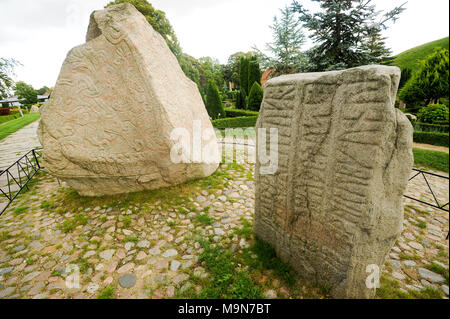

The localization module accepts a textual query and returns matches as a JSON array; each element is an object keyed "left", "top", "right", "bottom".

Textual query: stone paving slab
[
  {"left": 0, "top": 121, "right": 41, "bottom": 171},
  {"left": 0, "top": 157, "right": 448, "bottom": 299}
]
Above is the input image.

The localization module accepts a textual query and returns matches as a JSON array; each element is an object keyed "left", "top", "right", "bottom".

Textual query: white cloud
[{"left": 0, "top": 0, "right": 448, "bottom": 89}]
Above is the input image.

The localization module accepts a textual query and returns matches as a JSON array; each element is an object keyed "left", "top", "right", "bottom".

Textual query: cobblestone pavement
[
  {"left": 0, "top": 158, "right": 448, "bottom": 299},
  {"left": 0, "top": 121, "right": 41, "bottom": 171}
]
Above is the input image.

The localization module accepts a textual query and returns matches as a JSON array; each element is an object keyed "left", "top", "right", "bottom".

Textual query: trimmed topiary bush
[
  {"left": 247, "top": 82, "right": 264, "bottom": 111},
  {"left": 205, "top": 80, "right": 226, "bottom": 120},
  {"left": 240, "top": 57, "right": 249, "bottom": 96},
  {"left": 248, "top": 60, "right": 261, "bottom": 93},
  {"left": 417, "top": 104, "right": 449, "bottom": 124},
  {"left": 236, "top": 89, "right": 247, "bottom": 110}
]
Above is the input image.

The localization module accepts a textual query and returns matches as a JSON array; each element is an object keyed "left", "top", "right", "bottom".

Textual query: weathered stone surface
[
  {"left": 254, "top": 65, "right": 414, "bottom": 299},
  {"left": 38, "top": 3, "right": 219, "bottom": 196},
  {"left": 30, "top": 105, "right": 40, "bottom": 114}
]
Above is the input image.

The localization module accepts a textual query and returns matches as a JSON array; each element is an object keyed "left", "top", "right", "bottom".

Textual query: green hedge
[
  {"left": 414, "top": 131, "right": 449, "bottom": 147},
  {"left": 414, "top": 122, "right": 449, "bottom": 133},
  {"left": 224, "top": 108, "right": 259, "bottom": 118},
  {"left": 212, "top": 116, "right": 258, "bottom": 128}
]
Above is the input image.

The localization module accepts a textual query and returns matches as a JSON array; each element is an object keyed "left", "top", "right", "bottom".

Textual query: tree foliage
[
  {"left": 247, "top": 82, "right": 264, "bottom": 111},
  {"left": 399, "top": 49, "right": 449, "bottom": 106},
  {"left": 236, "top": 89, "right": 247, "bottom": 110},
  {"left": 206, "top": 80, "right": 225, "bottom": 120},
  {"left": 363, "top": 28, "right": 392, "bottom": 64},
  {"left": 248, "top": 59, "right": 261, "bottom": 94},
  {"left": 254, "top": 6, "right": 307, "bottom": 78},
  {"left": 14, "top": 81, "right": 38, "bottom": 106},
  {"left": 36, "top": 86, "right": 50, "bottom": 95},
  {"left": 224, "top": 52, "right": 253, "bottom": 88},
  {"left": 0, "top": 58, "right": 21, "bottom": 99},
  {"left": 106, "top": 0, "right": 182, "bottom": 57},
  {"left": 291, "top": 0, "right": 406, "bottom": 71},
  {"left": 239, "top": 57, "right": 249, "bottom": 94},
  {"left": 178, "top": 53, "right": 201, "bottom": 85},
  {"left": 417, "top": 104, "right": 449, "bottom": 124}
]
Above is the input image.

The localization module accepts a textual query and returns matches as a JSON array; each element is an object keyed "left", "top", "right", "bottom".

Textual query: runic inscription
[
  {"left": 255, "top": 66, "right": 414, "bottom": 299},
  {"left": 38, "top": 3, "right": 218, "bottom": 196}
]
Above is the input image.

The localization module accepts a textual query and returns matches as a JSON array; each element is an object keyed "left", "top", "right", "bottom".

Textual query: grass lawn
[
  {"left": 0, "top": 113, "right": 40, "bottom": 142},
  {"left": 0, "top": 113, "right": 25, "bottom": 125},
  {"left": 413, "top": 148, "right": 449, "bottom": 173}
]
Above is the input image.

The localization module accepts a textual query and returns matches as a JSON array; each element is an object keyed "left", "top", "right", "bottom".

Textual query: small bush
[
  {"left": 418, "top": 104, "right": 449, "bottom": 124},
  {"left": 0, "top": 108, "right": 11, "bottom": 116},
  {"left": 247, "top": 82, "right": 264, "bottom": 112},
  {"left": 212, "top": 116, "right": 258, "bottom": 128},
  {"left": 414, "top": 131, "right": 449, "bottom": 147}
]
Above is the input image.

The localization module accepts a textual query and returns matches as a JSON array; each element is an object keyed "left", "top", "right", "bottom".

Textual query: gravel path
[{"left": 413, "top": 143, "right": 449, "bottom": 154}]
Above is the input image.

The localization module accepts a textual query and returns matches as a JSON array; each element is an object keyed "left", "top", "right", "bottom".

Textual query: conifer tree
[
  {"left": 247, "top": 82, "right": 264, "bottom": 111},
  {"left": 291, "top": 0, "right": 406, "bottom": 71},
  {"left": 248, "top": 60, "right": 262, "bottom": 93},
  {"left": 399, "top": 49, "right": 449, "bottom": 106},
  {"left": 205, "top": 80, "right": 226, "bottom": 120},
  {"left": 239, "top": 57, "right": 249, "bottom": 95}
]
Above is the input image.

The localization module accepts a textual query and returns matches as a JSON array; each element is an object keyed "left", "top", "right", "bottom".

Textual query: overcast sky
[{"left": 0, "top": 0, "right": 448, "bottom": 89}]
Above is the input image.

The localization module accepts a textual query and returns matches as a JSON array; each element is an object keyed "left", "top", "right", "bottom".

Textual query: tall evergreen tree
[
  {"left": 239, "top": 57, "right": 249, "bottom": 94},
  {"left": 399, "top": 49, "right": 449, "bottom": 106},
  {"left": 248, "top": 60, "right": 261, "bottom": 93},
  {"left": 363, "top": 28, "right": 392, "bottom": 64},
  {"left": 205, "top": 80, "right": 225, "bottom": 120},
  {"left": 254, "top": 6, "right": 307, "bottom": 78},
  {"left": 291, "top": 0, "right": 406, "bottom": 71}
]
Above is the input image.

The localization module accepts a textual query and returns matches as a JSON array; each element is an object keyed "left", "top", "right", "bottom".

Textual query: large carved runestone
[
  {"left": 38, "top": 3, "right": 219, "bottom": 196},
  {"left": 254, "top": 65, "right": 414, "bottom": 298}
]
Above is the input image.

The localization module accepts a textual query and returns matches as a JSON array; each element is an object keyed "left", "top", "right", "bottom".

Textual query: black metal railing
[
  {"left": 404, "top": 169, "right": 449, "bottom": 211},
  {"left": 404, "top": 168, "right": 449, "bottom": 239},
  {"left": 0, "top": 148, "right": 42, "bottom": 216},
  {"left": 0, "top": 146, "right": 448, "bottom": 239}
]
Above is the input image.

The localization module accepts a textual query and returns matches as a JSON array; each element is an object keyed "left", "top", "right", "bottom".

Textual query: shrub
[
  {"left": 224, "top": 108, "right": 259, "bottom": 118},
  {"left": 417, "top": 104, "right": 449, "bottom": 124},
  {"left": 0, "top": 108, "right": 11, "bottom": 116},
  {"left": 212, "top": 116, "right": 258, "bottom": 128},
  {"left": 247, "top": 82, "right": 264, "bottom": 111},
  {"left": 414, "top": 131, "right": 449, "bottom": 147},
  {"left": 205, "top": 80, "right": 226, "bottom": 120}
]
